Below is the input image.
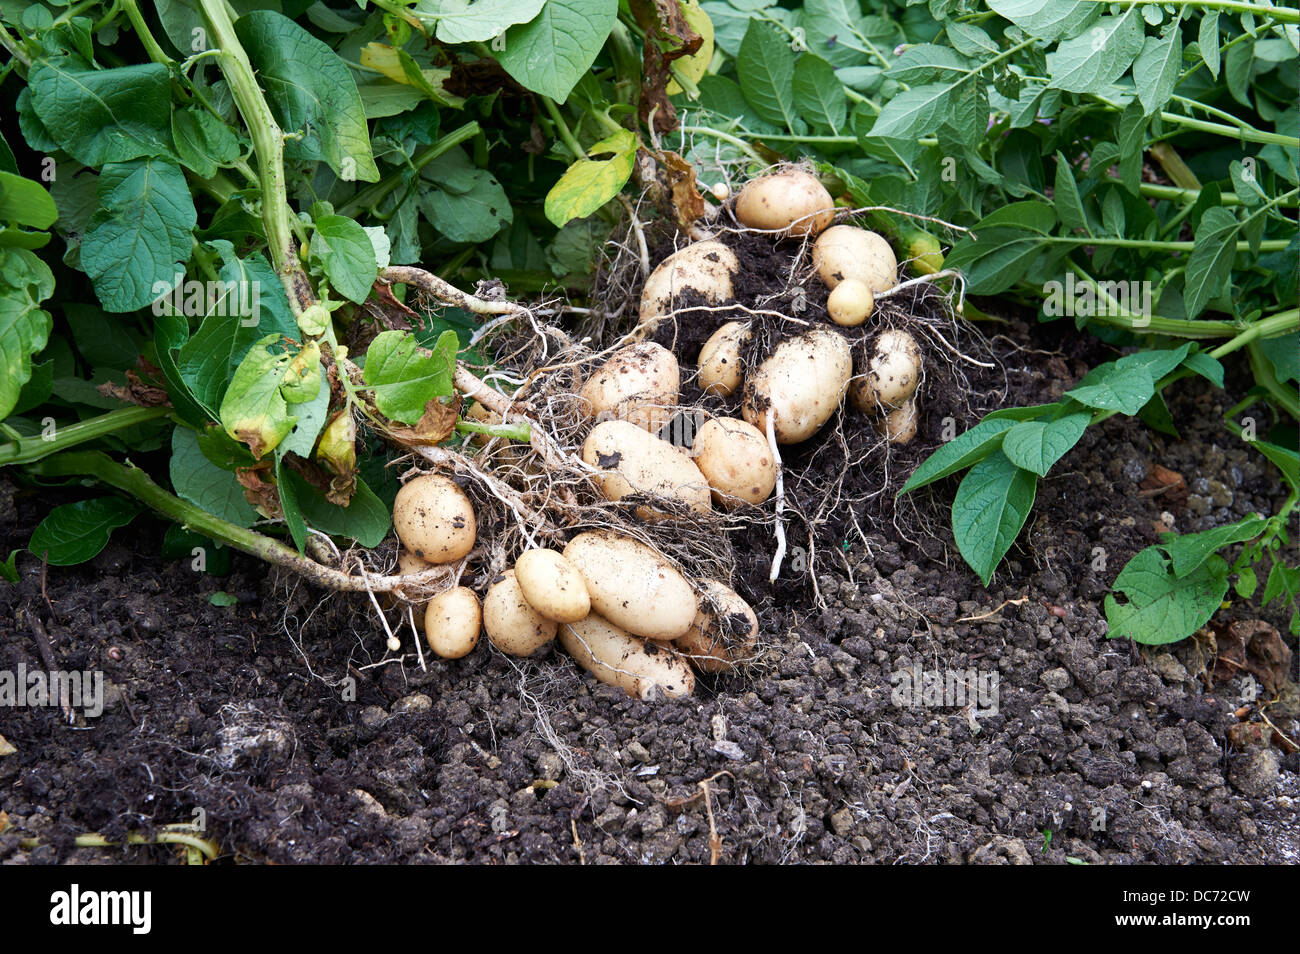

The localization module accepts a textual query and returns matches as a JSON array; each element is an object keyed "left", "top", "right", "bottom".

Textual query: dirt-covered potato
[
  {"left": 697, "top": 321, "right": 752, "bottom": 397},
  {"left": 424, "top": 586, "right": 481, "bottom": 659},
  {"left": 582, "top": 419, "right": 712, "bottom": 519},
  {"left": 850, "top": 329, "right": 922, "bottom": 413},
  {"left": 579, "top": 341, "right": 679, "bottom": 433},
  {"left": 813, "top": 226, "right": 898, "bottom": 293},
  {"left": 692, "top": 417, "right": 777, "bottom": 506},
  {"left": 392, "top": 473, "right": 476, "bottom": 563},
  {"left": 638, "top": 240, "right": 738, "bottom": 335},
  {"left": 735, "top": 169, "right": 835, "bottom": 238},
  {"left": 562, "top": 531, "right": 697, "bottom": 641},
  {"left": 514, "top": 548, "right": 590, "bottom": 623},
  {"left": 483, "top": 569, "right": 557, "bottom": 656},
  {"left": 674, "top": 580, "right": 758, "bottom": 672},
  {"left": 876, "top": 398, "right": 919, "bottom": 444},
  {"left": 827, "top": 278, "right": 874, "bottom": 327},
  {"left": 559, "top": 613, "right": 695, "bottom": 699},
  {"left": 741, "top": 328, "right": 852, "bottom": 444}
]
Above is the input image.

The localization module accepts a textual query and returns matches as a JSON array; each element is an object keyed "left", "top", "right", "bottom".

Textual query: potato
[
  {"left": 741, "top": 328, "right": 852, "bottom": 444},
  {"left": 638, "top": 240, "right": 738, "bottom": 335},
  {"left": 392, "top": 473, "right": 476, "bottom": 563},
  {"left": 483, "top": 569, "right": 557, "bottom": 656},
  {"left": 559, "top": 613, "right": 695, "bottom": 699},
  {"left": 827, "top": 279, "right": 874, "bottom": 327},
  {"left": 675, "top": 580, "right": 758, "bottom": 673},
  {"left": 562, "top": 531, "right": 697, "bottom": 641},
  {"left": 850, "top": 329, "right": 922, "bottom": 413},
  {"left": 813, "top": 226, "right": 898, "bottom": 293},
  {"left": 514, "top": 548, "right": 590, "bottom": 623},
  {"left": 582, "top": 419, "right": 712, "bottom": 519},
  {"left": 424, "top": 586, "right": 481, "bottom": 659},
  {"left": 735, "top": 170, "right": 835, "bottom": 238},
  {"left": 877, "top": 398, "right": 919, "bottom": 445},
  {"left": 579, "top": 342, "right": 679, "bottom": 434},
  {"left": 692, "top": 417, "right": 776, "bottom": 506},
  {"left": 697, "top": 321, "right": 751, "bottom": 397}
]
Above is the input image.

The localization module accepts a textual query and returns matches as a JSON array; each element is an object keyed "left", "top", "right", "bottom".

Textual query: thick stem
[{"left": 0, "top": 406, "right": 171, "bottom": 467}]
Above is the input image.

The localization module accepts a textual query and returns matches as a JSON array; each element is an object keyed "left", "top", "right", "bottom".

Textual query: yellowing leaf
[
  {"left": 667, "top": 1, "right": 714, "bottom": 96},
  {"left": 544, "top": 129, "right": 637, "bottom": 228},
  {"left": 359, "top": 43, "right": 464, "bottom": 107}
]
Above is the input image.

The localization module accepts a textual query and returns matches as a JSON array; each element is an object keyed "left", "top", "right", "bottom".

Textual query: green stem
[
  {"left": 540, "top": 96, "right": 586, "bottom": 161},
  {"left": 122, "top": 0, "right": 174, "bottom": 66},
  {"left": 337, "top": 121, "right": 481, "bottom": 219},
  {"left": 0, "top": 407, "right": 171, "bottom": 468},
  {"left": 1248, "top": 340, "right": 1300, "bottom": 419},
  {"left": 1095, "top": 0, "right": 1300, "bottom": 24},
  {"left": 0, "top": 21, "right": 29, "bottom": 68},
  {"left": 1048, "top": 236, "right": 1292, "bottom": 252}
]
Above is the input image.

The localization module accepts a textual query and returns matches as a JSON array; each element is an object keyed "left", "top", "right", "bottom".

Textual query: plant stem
[
  {"left": 1097, "top": 0, "right": 1300, "bottom": 25},
  {"left": 0, "top": 407, "right": 171, "bottom": 468},
  {"left": 540, "top": 96, "right": 586, "bottom": 161},
  {"left": 337, "top": 121, "right": 481, "bottom": 219},
  {"left": 1048, "top": 235, "right": 1292, "bottom": 252},
  {"left": 122, "top": 0, "right": 174, "bottom": 66}
]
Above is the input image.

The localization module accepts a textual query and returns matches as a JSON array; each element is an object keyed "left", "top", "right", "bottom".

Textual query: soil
[{"left": 2, "top": 308, "right": 1297, "bottom": 864}]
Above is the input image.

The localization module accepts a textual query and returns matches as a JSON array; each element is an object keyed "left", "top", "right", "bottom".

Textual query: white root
[
  {"left": 766, "top": 408, "right": 786, "bottom": 584},
  {"left": 407, "top": 602, "right": 428, "bottom": 672}
]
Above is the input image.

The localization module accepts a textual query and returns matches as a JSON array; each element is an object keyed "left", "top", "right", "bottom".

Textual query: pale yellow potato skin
[
  {"left": 734, "top": 170, "right": 835, "bottom": 238},
  {"left": 424, "top": 586, "right": 482, "bottom": 659},
  {"left": 638, "top": 240, "right": 738, "bottom": 334},
  {"left": 514, "top": 548, "right": 591, "bottom": 623},
  {"left": 562, "top": 531, "right": 697, "bottom": 641},
  {"left": 876, "top": 398, "right": 919, "bottom": 445},
  {"left": 675, "top": 579, "right": 759, "bottom": 673},
  {"left": 850, "top": 329, "right": 922, "bottom": 413},
  {"left": 741, "top": 328, "right": 852, "bottom": 444},
  {"left": 582, "top": 420, "right": 712, "bottom": 519},
  {"left": 827, "top": 279, "right": 874, "bottom": 327},
  {"left": 579, "top": 342, "right": 680, "bottom": 434},
  {"left": 813, "top": 226, "right": 898, "bottom": 293},
  {"left": 696, "top": 321, "right": 751, "bottom": 397},
  {"left": 483, "top": 570, "right": 557, "bottom": 656},
  {"left": 692, "top": 417, "right": 776, "bottom": 506},
  {"left": 392, "top": 474, "right": 476, "bottom": 564},
  {"left": 559, "top": 613, "right": 695, "bottom": 699}
]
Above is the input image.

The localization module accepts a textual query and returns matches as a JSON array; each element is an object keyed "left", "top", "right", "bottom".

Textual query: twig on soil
[
  {"left": 955, "top": 597, "right": 1028, "bottom": 623},
  {"left": 380, "top": 266, "right": 530, "bottom": 317}
]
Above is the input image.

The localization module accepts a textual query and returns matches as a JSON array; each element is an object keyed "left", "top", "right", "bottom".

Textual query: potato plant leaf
[
  {"left": 544, "top": 129, "right": 637, "bottom": 227},
  {"left": 492, "top": 0, "right": 619, "bottom": 101},
  {"left": 29, "top": 60, "right": 173, "bottom": 166},
  {"left": 361, "top": 330, "right": 458, "bottom": 425},
  {"left": 1000, "top": 410, "right": 1090, "bottom": 477},
  {"left": 0, "top": 248, "right": 55, "bottom": 419},
  {"left": 952, "top": 451, "right": 1038, "bottom": 586},
  {"left": 1104, "top": 547, "right": 1229, "bottom": 645},
  {"left": 169, "top": 427, "right": 260, "bottom": 528},
  {"left": 29, "top": 497, "right": 141, "bottom": 566}
]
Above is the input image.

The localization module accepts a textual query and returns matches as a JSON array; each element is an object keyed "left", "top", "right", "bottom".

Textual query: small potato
[
  {"left": 813, "top": 226, "right": 898, "bottom": 293},
  {"left": 424, "top": 586, "right": 481, "bottom": 659},
  {"left": 579, "top": 341, "right": 679, "bottom": 434},
  {"left": 638, "top": 240, "right": 738, "bottom": 335},
  {"left": 697, "top": 321, "right": 752, "bottom": 397},
  {"left": 582, "top": 419, "right": 712, "bottom": 519},
  {"left": 675, "top": 580, "right": 758, "bottom": 673},
  {"left": 393, "top": 473, "right": 476, "bottom": 563},
  {"left": 562, "top": 531, "right": 697, "bottom": 641},
  {"left": 877, "top": 398, "right": 919, "bottom": 445},
  {"left": 850, "top": 329, "right": 922, "bottom": 413},
  {"left": 483, "top": 569, "right": 557, "bottom": 656},
  {"left": 735, "top": 170, "right": 835, "bottom": 238},
  {"left": 692, "top": 417, "right": 776, "bottom": 506},
  {"left": 827, "top": 279, "right": 874, "bottom": 327},
  {"left": 514, "top": 548, "right": 590, "bottom": 623},
  {"left": 559, "top": 613, "right": 695, "bottom": 699},
  {"left": 741, "top": 328, "right": 852, "bottom": 444}
]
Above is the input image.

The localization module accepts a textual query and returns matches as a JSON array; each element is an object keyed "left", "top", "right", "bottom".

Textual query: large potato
[
  {"left": 579, "top": 342, "right": 679, "bottom": 433},
  {"left": 562, "top": 531, "right": 697, "bottom": 641},
  {"left": 483, "top": 569, "right": 557, "bottom": 656},
  {"left": 675, "top": 580, "right": 758, "bottom": 673},
  {"left": 741, "top": 328, "right": 852, "bottom": 444},
  {"left": 735, "top": 170, "right": 835, "bottom": 238},
  {"left": 514, "top": 548, "right": 590, "bottom": 623},
  {"left": 392, "top": 473, "right": 476, "bottom": 563},
  {"left": 692, "top": 417, "right": 776, "bottom": 506},
  {"left": 850, "top": 329, "right": 922, "bottom": 413},
  {"left": 638, "top": 240, "right": 738, "bottom": 335},
  {"left": 424, "top": 586, "right": 481, "bottom": 659},
  {"left": 582, "top": 420, "right": 712, "bottom": 519},
  {"left": 559, "top": 613, "right": 695, "bottom": 699},
  {"left": 813, "top": 226, "right": 898, "bottom": 293},
  {"left": 696, "top": 321, "right": 751, "bottom": 397}
]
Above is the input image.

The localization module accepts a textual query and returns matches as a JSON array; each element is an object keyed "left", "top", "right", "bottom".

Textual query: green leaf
[
  {"left": 276, "top": 367, "right": 330, "bottom": 459},
  {"left": 544, "top": 128, "right": 637, "bottom": 228},
  {"left": 1065, "top": 361, "right": 1155, "bottom": 414},
  {"left": 1045, "top": 10, "right": 1144, "bottom": 94},
  {"left": 1262, "top": 560, "right": 1299, "bottom": 609},
  {"left": 169, "top": 427, "right": 260, "bottom": 527},
  {"left": 284, "top": 470, "right": 391, "bottom": 547},
  {"left": 1105, "top": 546, "right": 1229, "bottom": 645},
  {"left": 275, "top": 453, "right": 307, "bottom": 553},
  {"left": 1198, "top": 11, "right": 1220, "bottom": 78},
  {"left": 310, "top": 213, "right": 377, "bottom": 304},
  {"left": 943, "top": 228, "right": 1042, "bottom": 294},
  {"left": 1183, "top": 351, "right": 1225, "bottom": 388},
  {"left": 1138, "top": 390, "right": 1179, "bottom": 438},
  {"left": 29, "top": 59, "right": 173, "bottom": 166},
  {"left": 869, "top": 80, "right": 969, "bottom": 142},
  {"left": 1184, "top": 206, "right": 1240, "bottom": 320},
  {"left": 987, "top": 0, "right": 1099, "bottom": 42},
  {"left": 0, "top": 247, "right": 55, "bottom": 419},
  {"left": 1053, "top": 151, "right": 1090, "bottom": 234},
  {"left": 219, "top": 333, "right": 297, "bottom": 458},
  {"left": 492, "top": 0, "right": 619, "bottom": 101},
  {"left": 154, "top": 311, "right": 211, "bottom": 428},
  {"left": 1234, "top": 565, "right": 1257, "bottom": 599},
  {"left": 65, "top": 304, "right": 140, "bottom": 372},
  {"left": 793, "top": 55, "right": 846, "bottom": 133},
  {"left": 0, "top": 550, "right": 19, "bottom": 583},
  {"left": 1132, "top": 22, "right": 1182, "bottom": 116},
  {"left": 0, "top": 171, "right": 58, "bottom": 230},
  {"left": 1161, "top": 514, "right": 1267, "bottom": 579},
  {"left": 419, "top": 150, "right": 512, "bottom": 242},
  {"left": 1259, "top": 333, "right": 1299, "bottom": 385},
  {"left": 952, "top": 451, "right": 1038, "bottom": 586},
  {"left": 416, "top": 0, "right": 547, "bottom": 43},
  {"left": 900, "top": 417, "right": 1020, "bottom": 493},
  {"left": 171, "top": 106, "right": 242, "bottom": 179},
  {"left": 208, "top": 591, "right": 239, "bottom": 606},
  {"left": 1000, "top": 410, "right": 1090, "bottom": 476},
  {"left": 236, "top": 10, "right": 380, "bottom": 183},
  {"left": 1116, "top": 343, "right": 1191, "bottom": 382},
  {"left": 80, "top": 158, "right": 197, "bottom": 313},
  {"left": 802, "top": 0, "right": 899, "bottom": 68},
  {"left": 1248, "top": 439, "right": 1300, "bottom": 493},
  {"left": 29, "top": 497, "right": 141, "bottom": 566},
  {"left": 361, "top": 329, "right": 458, "bottom": 425},
  {"left": 736, "top": 19, "right": 798, "bottom": 129},
  {"left": 974, "top": 200, "right": 1057, "bottom": 234}
]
